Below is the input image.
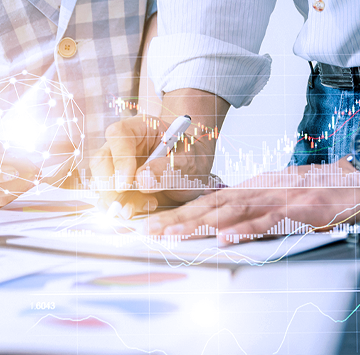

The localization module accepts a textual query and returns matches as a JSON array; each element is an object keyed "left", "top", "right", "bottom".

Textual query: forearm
[
  {"left": 139, "top": 8, "right": 231, "bottom": 172},
  {"left": 138, "top": 11, "right": 229, "bottom": 161},
  {"left": 161, "top": 88, "right": 228, "bottom": 143},
  {"left": 161, "top": 88, "right": 229, "bottom": 170}
]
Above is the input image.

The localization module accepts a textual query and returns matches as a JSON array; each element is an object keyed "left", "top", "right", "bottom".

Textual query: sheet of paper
[
  {"left": 139, "top": 232, "right": 348, "bottom": 266},
  {"left": 0, "top": 256, "right": 231, "bottom": 355},
  {"left": 1, "top": 191, "right": 349, "bottom": 266},
  {"left": 0, "top": 187, "right": 98, "bottom": 225},
  {"left": 6, "top": 229, "right": 347, "bottom": 266}
]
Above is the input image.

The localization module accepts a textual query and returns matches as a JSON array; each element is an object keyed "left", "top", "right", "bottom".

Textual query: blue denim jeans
[{"left": 291, "top": 65, "right": 360, "bottom": 166}]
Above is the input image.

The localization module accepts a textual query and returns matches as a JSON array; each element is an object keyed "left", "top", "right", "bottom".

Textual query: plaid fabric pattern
[{"left": 0, "top": 0, "right": 152, "bottom": 170}]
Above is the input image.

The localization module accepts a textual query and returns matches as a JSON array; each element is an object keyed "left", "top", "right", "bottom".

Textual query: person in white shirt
[{"left": 92, "top": 0, "right": 360, "bottom": 237}]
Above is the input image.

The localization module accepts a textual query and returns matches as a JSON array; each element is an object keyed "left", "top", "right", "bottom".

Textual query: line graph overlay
[
  {"left": 27, "top": 303, "right": 360, "bottom": 355},
  {"left": 6, "top": 200, "right": 360, "bottom": 268},
  {"left": 0, "top": 71, "right": 85, "bottom": 198}
]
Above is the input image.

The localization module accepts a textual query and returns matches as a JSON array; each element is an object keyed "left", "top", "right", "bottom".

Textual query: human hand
[
  {"left": 90, "top": 114, "right": 216, "bottom": 218},
  {"left": 146, "top": 157, "right": 360, "bottom": 242},
  {"left": 0, "top": 155, "right": 39, "bottom": 207}
]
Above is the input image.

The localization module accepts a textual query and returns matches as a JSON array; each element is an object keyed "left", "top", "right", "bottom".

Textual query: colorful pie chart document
[{"left": 0, "top": 257, "right": 231, "bottom": 355}]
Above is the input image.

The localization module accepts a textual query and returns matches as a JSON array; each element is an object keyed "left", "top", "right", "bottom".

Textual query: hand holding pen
[
  {"left": 106, "top": 115, "right": 192, "bottom": 218},
  {"left": 90, "top": 112, "right": 215, "bottom": 219}
]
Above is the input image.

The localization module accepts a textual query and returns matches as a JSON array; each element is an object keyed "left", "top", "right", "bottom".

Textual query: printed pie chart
[{"left": 86, "top": 272, "right": 187, "bottom": 287}]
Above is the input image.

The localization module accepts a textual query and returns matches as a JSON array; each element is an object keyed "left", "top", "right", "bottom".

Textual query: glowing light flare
[
  {"left": 57, "top": 117, "right": 65, "bottom": 126},
  {"left": 92, "top": 213, "right": 118, "bottom": 229},
  {"left": 0, "top": 104, "right": 44, "bottom": 151},
  {"left": 0, "top": 71, "right": 85, "bottom": 198},
  {"left": 39, "top": 125, "right": 47, "bottom": 133},
  {"left": 26, "top": 144, "right": 36, "bottom": 153},
  {"left": 48, "top": 99, "right": 56, "bottom": 107}
]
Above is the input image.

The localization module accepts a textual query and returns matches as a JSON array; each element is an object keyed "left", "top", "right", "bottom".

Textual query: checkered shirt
[{"left": 0, "top": 0, "right": 154, "bottom": 171}]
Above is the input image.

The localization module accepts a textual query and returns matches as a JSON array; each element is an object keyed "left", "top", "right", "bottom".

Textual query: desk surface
[{"left": 0, "top": 239, "right": 359, "bottom": 355}]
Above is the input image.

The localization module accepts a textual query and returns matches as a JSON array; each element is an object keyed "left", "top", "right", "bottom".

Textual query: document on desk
[
  {"left": 0, "top": 257, "right": 232, "bottom": 355},
  {"left": 1, "top": 191, "right": 348, "bottom": 266},
  {"left": 6, "top": 231, "right": 348, "bottom": 266},
  {"left": 3, "top": 215, "right": 347, "bottom": 266},
  {"left": 0, "top": 198, "right": 97, "bottom": 221}
]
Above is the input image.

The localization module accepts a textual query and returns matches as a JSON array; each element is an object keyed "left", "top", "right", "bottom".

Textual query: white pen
[{"left": 107, "top": 115, "right": 192, "bottom": 218}]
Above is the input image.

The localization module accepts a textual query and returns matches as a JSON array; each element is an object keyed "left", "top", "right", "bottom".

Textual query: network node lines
[{"left": 0, "top": 71, "right": 85, "bottom": 196}]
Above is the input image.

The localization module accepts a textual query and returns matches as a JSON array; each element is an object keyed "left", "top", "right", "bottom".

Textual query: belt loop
[
  {"left": 352, "top": 67, "right": 360, "bottom": 88},
  {"left": 308, "top": 61, "right": 315, "bottom": 88}
]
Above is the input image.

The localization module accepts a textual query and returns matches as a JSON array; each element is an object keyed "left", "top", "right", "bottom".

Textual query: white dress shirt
[{"left": 148, "top": 0, "right": 360, "bottom": 108}]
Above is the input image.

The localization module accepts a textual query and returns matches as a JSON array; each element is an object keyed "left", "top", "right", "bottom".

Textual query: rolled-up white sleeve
[{"left": 148, "top": 0, "right": 277, "bottom": 108}]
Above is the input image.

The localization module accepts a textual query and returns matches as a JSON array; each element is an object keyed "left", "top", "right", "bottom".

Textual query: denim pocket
[{"left": 291, "top": 71, "right": 359, "bottom": 165}]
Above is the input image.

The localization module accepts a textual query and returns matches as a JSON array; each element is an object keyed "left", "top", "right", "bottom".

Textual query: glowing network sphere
[{"left": 0, "top": 71, "right": 85, "bottom": 194}]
